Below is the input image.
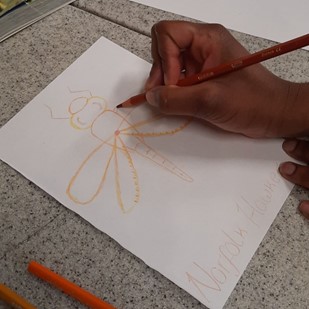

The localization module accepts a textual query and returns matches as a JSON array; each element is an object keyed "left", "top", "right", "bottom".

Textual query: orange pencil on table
[
  {"left": 117, "top": 33, "right": 309, "bottom": 108},
  {"left": 0, "top": 283, "right": 37, "bottom": 309},
  {"left": 28, "top": 261, "right": 116, "bottom": 309}
]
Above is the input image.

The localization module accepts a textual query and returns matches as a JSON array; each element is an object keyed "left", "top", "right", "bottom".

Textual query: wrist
[{"left": 271, "top": 81, "right": 309, "bottom": 137}]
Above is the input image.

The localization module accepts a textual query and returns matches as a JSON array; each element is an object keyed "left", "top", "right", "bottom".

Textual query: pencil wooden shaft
[
  {"left": 178, "top": 33, "right": 309, "bottom": 86},
  {"left": 28, "top": 261, "right": 116, "bottom": 309},
  {"left": 0, "top": 284, "right": 37, "bottom": 309}
]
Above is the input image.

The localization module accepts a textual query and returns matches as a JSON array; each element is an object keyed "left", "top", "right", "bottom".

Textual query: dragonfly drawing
[{"left": 46, "top": 89, "right": 193, "bottom": 213}]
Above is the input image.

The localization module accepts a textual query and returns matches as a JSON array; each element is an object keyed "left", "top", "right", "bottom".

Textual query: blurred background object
[
  {"left": 0, "top": 0, "right": 74, "bottom": 42},
  {"left": 0, "top": 0, "right": 29, "bottom": 17}
]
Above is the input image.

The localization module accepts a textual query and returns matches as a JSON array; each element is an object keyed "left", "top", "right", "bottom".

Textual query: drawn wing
[
  {"left": 113, "top": 136, "right": 140, "bottom": 213},
  {"left": 66, "top": 141, "right": 115, "bottom": 205},
  {"left": 117, "top": 106, "right": 192, "bottom": 138},
  {"left": 123, "top": 135, "right": 193, "bottom": 182},
  {"left": 114, "top": 107, "right": 193, "bottom": 182}
]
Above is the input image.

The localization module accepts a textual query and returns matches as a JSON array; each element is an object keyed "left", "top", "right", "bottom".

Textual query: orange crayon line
[
  {"left": 0, "top": 283, "right": 37, "bottom": 309},
  {"left": 28, "top": 261, "right": 116, "bottom": 309},
  {"left": 117, "top": 33, "right": 309, "bottom": 108}
]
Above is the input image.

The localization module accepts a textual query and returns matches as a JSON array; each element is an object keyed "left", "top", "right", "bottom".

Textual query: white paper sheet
[
  {"left": 131, "top": 0, "right": 309, "bottom": 50},
  {"left": 0, "top": 37, "right": 293, "bottom": 309}
]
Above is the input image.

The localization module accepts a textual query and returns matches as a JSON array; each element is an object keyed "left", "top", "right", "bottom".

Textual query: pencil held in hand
[
  {"left": 117, "top": 33, "right": 309, "bottom": 108},
  {"left": 116, "top": 93, "right": 146, "bottom": 108}
]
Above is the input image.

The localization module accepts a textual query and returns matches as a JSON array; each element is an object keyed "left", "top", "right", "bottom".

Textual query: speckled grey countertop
[{"left": 0, "top": 2, "right": 309, "bottom": 309}]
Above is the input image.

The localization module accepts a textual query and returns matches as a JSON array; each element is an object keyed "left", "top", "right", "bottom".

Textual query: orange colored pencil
[
  {"left": 117, "top": 33, "right": 309, "bottom": 108},
  {"left": 0, "top": 283, "right": 37, "bottom": 309},
  {"left": 28, "top": 261, "right": 116, "bottom": 309}
]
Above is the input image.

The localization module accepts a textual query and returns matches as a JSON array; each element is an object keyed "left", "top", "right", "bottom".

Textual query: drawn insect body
[{"left": 47, "top": 90, "right": 192, "bottom": 213}]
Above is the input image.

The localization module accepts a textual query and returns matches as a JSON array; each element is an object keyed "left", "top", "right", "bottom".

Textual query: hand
[
  {"left": 279, "top": 139, "right": 309, "bottom": 220},
  {"left": 145, "top": 21, "right": 309, "bottom": 138}
]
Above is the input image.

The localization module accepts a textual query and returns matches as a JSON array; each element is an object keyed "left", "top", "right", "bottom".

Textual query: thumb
[{"left": 146, "top": 84, "right": 214, "bottom": 117}]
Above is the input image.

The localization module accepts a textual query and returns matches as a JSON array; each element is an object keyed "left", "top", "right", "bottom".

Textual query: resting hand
[{"left": 280, "top": 139, "right": 309, "bottom": 220}]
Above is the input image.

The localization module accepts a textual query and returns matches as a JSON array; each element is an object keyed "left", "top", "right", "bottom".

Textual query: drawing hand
[
  {"left": 279, "top": 139, "right": 309, "bottom": 220},
  {"left": 145, "top": 20, "right": 309, "bottom": 138}
]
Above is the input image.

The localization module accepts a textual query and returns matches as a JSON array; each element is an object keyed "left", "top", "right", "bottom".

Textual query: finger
[
  {"left": 145, "top": 63, "right": 164, "bottom": 91},
  {"left": 279, "top": 162, "right": 309, "bottom": 189},
  {"left": 145, "top": 22, "right": 186, "bottom": 90},
  {"left": 154, "top": 21, "right": 196, "bottom": 85},
  {"left": 148, "top": 22, "right": 179, "bottom": 87},
  {"left": 145, "top": 25, "right": 164, "bottom": 90},
  {"left": 282, "top": 139, "right": 309, "bottom": 163},
  {"left": 182, "top": 51, "right": 204, "bottom": 77},
  {"left": 145, "top": 83, "right": 215, "bottom": 118},
  {"left": 299, "top": 201, "right": 309, "bottom": 220}
]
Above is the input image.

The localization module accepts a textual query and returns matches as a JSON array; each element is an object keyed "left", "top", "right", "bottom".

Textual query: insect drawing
[{"left": 46, "top": 89, "right": 193, "bottom": 213}]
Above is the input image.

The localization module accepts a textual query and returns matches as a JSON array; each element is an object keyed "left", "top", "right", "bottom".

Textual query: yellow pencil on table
[
  {"left": 0, "top": 283, "right": 37, "bottom": 309},
  {"left": 28, "top": 260, "right": 116, "bottom": 309}
]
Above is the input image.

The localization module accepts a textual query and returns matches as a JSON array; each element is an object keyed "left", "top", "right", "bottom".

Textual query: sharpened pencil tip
[
  {"left": 116, "top": 98, "right": 133, "bottom": 108},
  {"left": 116, "top": 93, "right": 147, "bottom": 109}
]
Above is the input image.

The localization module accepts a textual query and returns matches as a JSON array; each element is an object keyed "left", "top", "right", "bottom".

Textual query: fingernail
[
  {"left": 146, "top": 88, "right": 160, "bottom": 107},
  {"left": 282, "top": 139, "right": 298, "bottom": 152},
  {"left": 299, "top": 201, "right": 309, "bottom": 220},
  {"left": 279, "top": 162, "right": 296, "bottom": 175}
]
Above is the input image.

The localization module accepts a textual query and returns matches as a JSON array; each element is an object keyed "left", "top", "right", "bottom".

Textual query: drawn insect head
[{"left": 68, "top": 96, "right": 107, "bottom": 130}]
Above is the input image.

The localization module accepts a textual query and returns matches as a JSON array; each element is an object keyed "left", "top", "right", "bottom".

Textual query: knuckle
[
  {"left": 209, "top": 23, "right": 226, "bottom": 32},
  {"left": 206, "top": 23, "right": 228, "bottom": 36},
  {"left": 204, "top": 23, "right": 232, "bottom": 44},
  {"left": 153, "top": 20, "right": 169, "bottom": 34}
]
